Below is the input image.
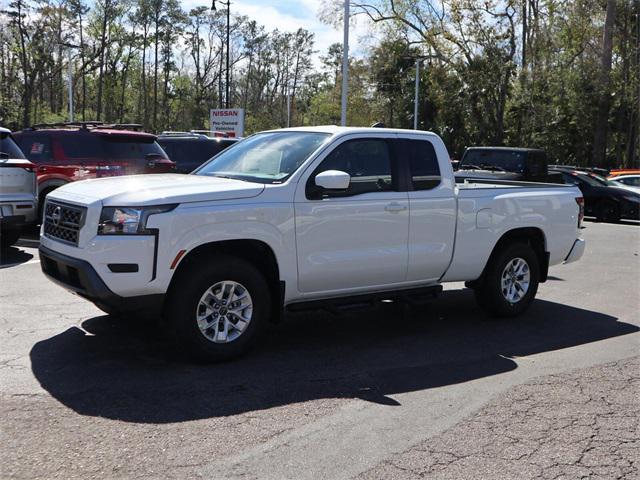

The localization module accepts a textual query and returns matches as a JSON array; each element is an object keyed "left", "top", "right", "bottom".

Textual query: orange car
[{"left": 608, "top": 169, "right": 640, "bottom": 178}]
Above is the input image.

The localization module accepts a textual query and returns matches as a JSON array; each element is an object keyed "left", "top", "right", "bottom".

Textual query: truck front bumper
[
  {"left": 39, "top": 245, "right": 164, "bottom": 317},
  {"left": 564, "top": 238, "right": 585, "bottom": 264}
]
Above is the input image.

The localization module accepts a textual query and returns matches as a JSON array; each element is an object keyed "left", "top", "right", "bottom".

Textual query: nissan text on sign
[{"left": 210, "top": 109, "right": 245, "bottom": 137}]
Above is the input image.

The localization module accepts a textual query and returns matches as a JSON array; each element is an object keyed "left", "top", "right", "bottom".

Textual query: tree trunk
[{"left": 592, "top": 0, "right": 616, "bottom": 168}]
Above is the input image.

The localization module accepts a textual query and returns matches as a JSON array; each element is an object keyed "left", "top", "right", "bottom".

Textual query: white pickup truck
[{"left": 39, "top": 127, "right": 585, "bottom": 361}]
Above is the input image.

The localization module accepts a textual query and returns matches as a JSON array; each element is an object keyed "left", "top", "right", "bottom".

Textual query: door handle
[{"left": 384, "top": 202, "right": 407, "bottom": 213}]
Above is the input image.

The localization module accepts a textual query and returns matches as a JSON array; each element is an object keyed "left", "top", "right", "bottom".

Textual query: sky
[{"left": 181, "top": 0, "right": 377, "bottom": 63}]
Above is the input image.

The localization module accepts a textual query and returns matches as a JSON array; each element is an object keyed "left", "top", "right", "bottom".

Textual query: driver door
[{"left": 294, "top": 135, "right": 409, "bottom": 294}]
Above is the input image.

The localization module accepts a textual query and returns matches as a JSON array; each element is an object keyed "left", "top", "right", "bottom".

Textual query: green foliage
[{"left": 0, "top": 0, "right": 637, "bottom": 167}]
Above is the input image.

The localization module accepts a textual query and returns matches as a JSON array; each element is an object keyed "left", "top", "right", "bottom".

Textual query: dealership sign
[{"left": 210, "top": 108, "right": 245, "bottom": 137}]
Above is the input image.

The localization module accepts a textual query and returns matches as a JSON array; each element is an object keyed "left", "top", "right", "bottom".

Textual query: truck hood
[{"left": 51, "top": 174, "right": 265, "bottom": 206}]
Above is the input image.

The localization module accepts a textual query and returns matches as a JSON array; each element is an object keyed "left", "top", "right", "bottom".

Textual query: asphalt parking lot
[{"left": 1, "top": 220, "right": 639, "bottom": 479}]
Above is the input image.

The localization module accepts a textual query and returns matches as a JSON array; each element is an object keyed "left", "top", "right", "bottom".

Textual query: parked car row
[
  {"left": 551, "top": 167, "right": 640, "bottom": 223},
  {"left": 454, "top": 145, "right": 640, "bottom": 223},
  {"left": 0, "top": 122, "right": 238, "bottom": 248}
]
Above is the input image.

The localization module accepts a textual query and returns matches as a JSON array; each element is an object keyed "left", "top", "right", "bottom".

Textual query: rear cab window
[
  {"left": 461, "top": 149, "right": 527, "bottom": 173},
  {"left": 397, "top": 139, "right": 441, "bottom": 190}
]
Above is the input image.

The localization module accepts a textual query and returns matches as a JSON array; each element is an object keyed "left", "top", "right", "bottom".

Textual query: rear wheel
[
  {"left": 595, "top": 200, "right": 620, "bottom": 223},
  {"left": 474, "top": 242, "right": 540, "bottom": 318},
  {"left": 0, "top": 228, "right": 21, "bottom": 249},
  {"left": 165, "top": 255, "right": 271, "bottom": 362}
]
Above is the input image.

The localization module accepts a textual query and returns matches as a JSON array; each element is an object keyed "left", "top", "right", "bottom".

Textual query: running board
[{"left": 286, "top": 285, "right": 443, "bottom": 315}]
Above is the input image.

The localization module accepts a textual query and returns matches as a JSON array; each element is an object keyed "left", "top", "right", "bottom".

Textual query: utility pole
[
  {"left": 413, "top": 59, "right": 420, "bottom": 130},
  {"left": 340, "top": 0, "right": 349, "bottom": 126}
]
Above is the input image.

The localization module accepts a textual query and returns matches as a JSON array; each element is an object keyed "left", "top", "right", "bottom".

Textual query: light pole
[
  {"left": 212, "top": 0, "right": 231, "bottom": 108},
  {"left": 411, "top": 55, "right": 433, "bottom": 130},
  {"left": 340, "top": 0, "right": 349, "bottom": 126},
  {"left": 59, "top": 43, "right": 79, "bottom": 123},
  {"left": 413, "top": 59, "right": 420, "bottom": 130}
]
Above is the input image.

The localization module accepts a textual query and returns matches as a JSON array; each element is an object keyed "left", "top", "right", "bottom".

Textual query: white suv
[{"left": 0, "top": 127, "right": 37, "bottom": 249}]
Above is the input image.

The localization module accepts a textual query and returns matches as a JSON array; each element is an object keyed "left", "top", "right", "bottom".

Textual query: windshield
[
  {"left": 0, "top": 133, "right": 26, "bottom": 159},
  {"left": 588, "top": 173, "right": 620, "bottom": 187},
  {"left": 575, "top": 173, "right": 606, "bottom": 187},
  {"left": 195, "top": 131, "right": 330, "bottom": 183},
  {"left": 460, "top": 150, "right": 526, "bottom": 173}
]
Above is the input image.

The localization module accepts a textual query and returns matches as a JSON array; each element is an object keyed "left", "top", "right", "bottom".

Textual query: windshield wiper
[
  {"left": 458, "top": 164, "right": 482, "bottom": 170},
  {"left": 207, "top": 173, "right": 249, "bottom": 182},
  {"left": 480, "top": 163, "right": 506, "bottom": 172}
]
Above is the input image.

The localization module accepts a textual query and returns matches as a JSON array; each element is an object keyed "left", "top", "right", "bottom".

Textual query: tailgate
[{"left": 0, "top": 160, "right": 36, "bottom": 196}]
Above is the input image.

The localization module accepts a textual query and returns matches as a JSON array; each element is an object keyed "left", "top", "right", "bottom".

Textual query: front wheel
[
  {"left": 474, "top": 242, "right": 540, "bottom": 318},
  {"left": 165, "top": 255, "right": 271, "bottom": 362}
]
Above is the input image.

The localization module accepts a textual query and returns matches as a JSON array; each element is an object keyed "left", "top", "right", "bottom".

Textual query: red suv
[{"left": 13, "top": 122, "right": 176, "bottom": 217}]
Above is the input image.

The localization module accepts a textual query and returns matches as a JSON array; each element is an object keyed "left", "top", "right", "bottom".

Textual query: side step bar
[{"left": 286, "top": 285, "right": 443, "bottom": 315}]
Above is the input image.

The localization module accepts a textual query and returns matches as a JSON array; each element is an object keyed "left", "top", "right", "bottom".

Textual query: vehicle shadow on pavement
[
  {"left": 0, "top": 246, "right": 34, "bottom": 268},
  {"left": 30, "top": 289, "right": 638, "bottom": 423}
]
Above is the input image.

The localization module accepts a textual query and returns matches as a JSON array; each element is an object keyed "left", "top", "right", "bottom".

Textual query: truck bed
[
  {"left": 441, "top": 177, "right": 582, "bottom": 283},
  {"left": 456, "top": 177, "right": 572, "bottom": 190}
]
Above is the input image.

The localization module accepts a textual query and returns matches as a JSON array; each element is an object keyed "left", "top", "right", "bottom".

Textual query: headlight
[{"left": 98, "top": 205, "right": 176, "bottom": 234}]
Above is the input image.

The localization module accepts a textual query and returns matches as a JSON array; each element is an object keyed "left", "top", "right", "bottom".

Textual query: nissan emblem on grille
[
  {"left": 51, "top": 206, "right": 62, "bottom": 226},
  {"left": 44, "top": 201, "right": 86, "bottom": 246}
]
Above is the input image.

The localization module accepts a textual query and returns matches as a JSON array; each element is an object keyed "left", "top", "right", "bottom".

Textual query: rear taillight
[
  {"left": 21, "top": 162, "right": 37, "bottom": 172},
  {"left": 575, "top": 197, "right": 584, "bottom": 228}
]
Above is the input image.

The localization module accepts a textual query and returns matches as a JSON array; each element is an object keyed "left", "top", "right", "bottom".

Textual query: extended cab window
[
  {"left": 398, "top": 139, "right": 441, "bottom": 190},
  {"left": 307, "top": 138, "right": 394, "bottom": 199}
]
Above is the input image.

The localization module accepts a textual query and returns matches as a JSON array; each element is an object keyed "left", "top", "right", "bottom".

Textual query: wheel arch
[
  {"left": 168, "top": 239, "right": 284, "bottom": 322},
  {"left": 472, "top": 227, "right": 549, "bottom": 287}
]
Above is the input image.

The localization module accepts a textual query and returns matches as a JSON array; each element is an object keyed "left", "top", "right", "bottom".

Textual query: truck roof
[
  {"left": 465, "top": 146, "right": 544, "bottom": 153},
  {"left": 269, "top": 125, "right": 441, "bottom": 138},
  {"left": 0, "top": 127, "right": 10, "bottom": 134}
]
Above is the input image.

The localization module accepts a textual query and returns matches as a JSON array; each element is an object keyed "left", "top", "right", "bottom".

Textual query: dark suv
[
  {"left": 456, "top": 147, "right": 562, "bottom": 183},
  {"left": 157, "top": 132, "right": 238, "bottom": 173},
  {"left": 13, "top": 122, "right": 175, "bottom": 216}
]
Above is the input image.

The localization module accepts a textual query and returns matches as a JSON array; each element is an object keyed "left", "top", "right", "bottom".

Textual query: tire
[
  {"left": 1, "top": 228, "right": 21, "bottom": 250},
  {"left": 474, "top": 242, "right": 540, "bottom": 318},
  {"left": 595, "top": 200, "right": 620, "bottom": 223},
  {"left": 165, "top": 254, "right": 271, "bottom": 362}
]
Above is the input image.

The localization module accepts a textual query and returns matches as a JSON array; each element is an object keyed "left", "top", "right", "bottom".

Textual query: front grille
[{"left": 44, "top": 201, "right": 86, "bottom": 246}]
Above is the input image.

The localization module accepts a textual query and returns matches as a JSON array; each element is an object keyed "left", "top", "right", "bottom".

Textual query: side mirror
[{"left": 315, "top": 170, "right": 350, "bottom": 190}]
